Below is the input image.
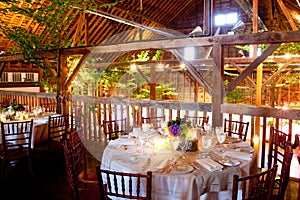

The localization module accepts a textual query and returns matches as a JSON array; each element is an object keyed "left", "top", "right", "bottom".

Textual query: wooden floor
[{"left": 0, "top": 143, "right": 299, "bottom": 200}]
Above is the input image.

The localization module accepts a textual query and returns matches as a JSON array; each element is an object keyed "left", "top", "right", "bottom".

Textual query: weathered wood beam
[
  {"left": 225, "top": 44, "right": 280, "bottom": 95},
  {"left": 231, "top": 62, "right": 256, "bottom": 87},
  {"left": 75, "top": 56, "right": 300, "bottom": 68},
  {"left": 71, "top": 95, "right": 213, "bottom": 112},
  {"left": 211, "top": 43, "right": 224, "bottom": 127},
  {"left": 61, "top": 30, "right": 300, "bottom": 55},
  {"left": 262, "top": 59, "right": 296, "bottom": 87},
  {"left": 221, "top": 104, "right": 300, "bottom": 120},
  {"left": 65, "top": 53, "right": 89, "bottom": 89},
  {"left": 0, "top": 51, "right": 58, "bottom": 61},
  {"left": 276, "top": 0, "right": 298, "bottom": 30},
  {"left": 234, "top": 0, "right": 268, "bottom": 31},
  {"left": 43, "top": 59, "right": 57, "bottom": 77}
]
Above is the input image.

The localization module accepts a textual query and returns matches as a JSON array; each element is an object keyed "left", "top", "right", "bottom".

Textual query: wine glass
[
  {"left": 215, "top": 127, "right": 226, "bottom": 144},
  {"left": 178, "top": 137, "right": 187, "bottom": 158},
  {"left": 33, "top": 107, "right": 39, "bottom": 118},
  {"left": 202, "top": 135, "right": 213, "bottom": 157},
  {"left": 204, "top": 123, "right": 212, "bottom": 133},
  {"left": 169, "top": 137, "right": 179, "bottom": 160},
  {"left": 138, "top": 134, "right": 147, "bottom": 154}
]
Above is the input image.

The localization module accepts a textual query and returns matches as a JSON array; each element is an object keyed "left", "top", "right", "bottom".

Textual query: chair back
[
  {"left": 68, "top": 128, "right": 88, "bottom": 180},
  {"left": 48, "top": 115, "right": 68, "bottom": 143},
  {"left": 102, "top": 118, "right": 127, "bottom": 140},
  {"left": 267, "top": 126, "right": 289, "bottom": 169},
  {"left": 232, "top": 164, "right": 278, "bottom": 200},
  {"left": 96, "top": 165, "right": 152, "bottom": 200},
  {"left": 184, "top": 115, "right": 209, "bottom": 128},
  {"left": 63, "top": 139, "right": 80, "bottom": 200},
  {"left": 64, "top": 128, "right": 98, "bottom": 200},
  {"left": 142, "top": 115, "right": 165, "bottom": 129},
  {"left": 224, "top": 118, "right": 249, "bottom": 141},
  {"left": 273, "top": 143, "right": 293, "bottom": 200},
  {"left": 1, "top": 119, "right": 34, "bottom": 153}
]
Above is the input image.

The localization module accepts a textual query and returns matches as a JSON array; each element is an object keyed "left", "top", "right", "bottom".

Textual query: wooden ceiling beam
[
  {"left": 64, "top": 53, "right": 89, "bottom": 89},
  {"left": 225, "top": 44, "right": 280, "bottom": 95},
  {"left": 61, "top": 30, "right": 300, "bottom": 55},
  {"left": 0, "top": 51, "right": 58, "bottom": 61},
  {"left": 276, "top": 0, "right": 298, "bottom": 30}
]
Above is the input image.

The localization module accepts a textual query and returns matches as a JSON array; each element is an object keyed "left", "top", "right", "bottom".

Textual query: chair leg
[
  {"left": 28, "top": 157, "right": 36, "bottom": 183},
  {"left": 1, "top": 160, "right": 6, "bottom": 182}
]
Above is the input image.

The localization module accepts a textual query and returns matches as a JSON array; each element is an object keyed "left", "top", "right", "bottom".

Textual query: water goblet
[
  {"left": 201, "top": 135, "right": 213, "bottom": 158},
  {"left": 178, "top": 137, "right": 187, "bottom": 158},
  {"left": 138, "top": 134, "right": 147, "bottom": 154},
  {"left": 169, "top": 137, "right": 179, "bottom": 160},
  {"left": 215, "top": 126, "right": 226, "bottom": 145},
  {"left": 33, "top": 107, "right": 39, "bottom": 118},
  {"left": 204, "top": 123, "right": 212, "bottom": 133},
  {"left": 216, "top": 132, "right": 226, "bottom": 145}
]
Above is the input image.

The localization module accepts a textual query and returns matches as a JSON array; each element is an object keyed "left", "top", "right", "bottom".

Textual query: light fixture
[
  {"left": 231, "top": 19, "right": 245, "bottom": 31},
  {"left": 189, "top": 26, "right": 203, "bottom": 35}
]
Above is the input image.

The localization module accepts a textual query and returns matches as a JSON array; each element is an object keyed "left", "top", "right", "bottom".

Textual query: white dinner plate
[
  {"left": 219, "top": 159, "right": 240, "bottom": 167},
  {"left": 172, "top": 164, "right": 194, "bottom": 173}
]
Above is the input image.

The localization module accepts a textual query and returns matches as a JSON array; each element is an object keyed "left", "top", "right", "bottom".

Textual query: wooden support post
[{"left": 211, "top": 43, "right": 224, "bottom": 128}]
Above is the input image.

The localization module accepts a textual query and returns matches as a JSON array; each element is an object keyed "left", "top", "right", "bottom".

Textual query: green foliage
[
  {"left": 273, "top": 42, "right": 300, "bottom": 55},
  {"left": 224, "top": 72, "right": 250, "bottom": 104},
  {"left": 0, "top": 0, "right": 117, "bottom": 63}
]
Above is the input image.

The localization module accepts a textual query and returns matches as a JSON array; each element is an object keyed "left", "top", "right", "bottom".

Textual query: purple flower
[{"left": 168, "top": 124, "right": 181, "bottom": 137}]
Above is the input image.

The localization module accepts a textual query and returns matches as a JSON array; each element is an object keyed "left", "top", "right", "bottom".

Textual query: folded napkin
[
  {"left": 109, "top": 138, "right": 136, "bottom": 146},
  {"left": 144, "top": 156, "right": 171, "bottom": 172},
  {"left": 223, "top": 150, "right": 252, "bottom": 161},
  {"left": 235, "top": 142, "right": 250, "bottom": 148},
  {"left": 195, "top": 158, "right": 223, "bottom": 172}
]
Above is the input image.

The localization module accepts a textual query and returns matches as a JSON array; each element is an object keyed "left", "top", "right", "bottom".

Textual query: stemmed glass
[
  {"left": 201, "top": 134, "right": 213, "bottom": 158},
  {"left": 138, "top": 134, "right": 147, "bottom": 154},
  {"left": 215, "top": 126, "right": 226, "bottom": 145},
  {"left": 169, "top": 136, "right": 179, "bottom": 160},
  {"left": 33, "top": 107, "right": 39, "bottom": 118},
  {"left": 178, "top": 137, "right": 187, "bottom": 158}
]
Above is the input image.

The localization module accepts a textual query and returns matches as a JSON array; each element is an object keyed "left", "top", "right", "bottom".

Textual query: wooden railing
[{"left": 0, "top": 90, "right": 299, "bottom": 168}]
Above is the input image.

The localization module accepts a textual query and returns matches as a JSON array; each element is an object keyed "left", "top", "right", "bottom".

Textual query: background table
[
  {"left": 0, "top": 113, "right": 59, "bottom": 148},
  {"left": 101, "top": 136, "right": 257, "bottom": 200}
]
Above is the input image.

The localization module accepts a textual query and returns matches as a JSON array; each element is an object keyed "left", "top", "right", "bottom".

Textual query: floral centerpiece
[
  {"left": 2, "top": 103, "right": 27, "bottom": 120},
  {"left": 165, "top": 118, "right": 197, "bottom": 151},
  {"left": 166, "top": 118, "right": 182, "bottom": 137},
  {"left": 2, "top": 103, "right": 26, "bottom": 113},
  {"left": 166, "top": 118, "right": 194, "bottom": 139}
]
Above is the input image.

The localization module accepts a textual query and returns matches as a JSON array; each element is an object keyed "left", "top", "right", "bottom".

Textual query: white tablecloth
[
  {"left": 0, "top": 114, "right": 59, "bottom": 148},
  {"left": 101, "top": 137, "right": 257, "bottom": 200}
]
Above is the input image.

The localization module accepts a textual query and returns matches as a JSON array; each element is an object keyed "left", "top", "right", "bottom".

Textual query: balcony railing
[{"left": 0, "top": 90, "right": 299, "bottom": 169}]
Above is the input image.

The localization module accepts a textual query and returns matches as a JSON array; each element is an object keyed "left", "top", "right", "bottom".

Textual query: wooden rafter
[
  {"left": 276, "top": 0, "right": 299, "bottom": 30},
  {"left": 64, "top": 53, "right": 89, "bottom": 89},
  {"left": 262, "top": 59, "right": 296, "bottom": 87},
  {"left": 231, "top": 62, "right": 256, "bottom": 88},
  {"left": 225, "top": 44, "right": 280, "bottom": 95},
  {"left": 60, "top": 30, "right": 300, "bottom": 55}
]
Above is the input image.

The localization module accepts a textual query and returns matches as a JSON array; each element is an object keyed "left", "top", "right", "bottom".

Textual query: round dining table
[
  {"left": 101, "top": 134, "right": 258, "bottom": 200},
  {"left": 0, "top": 113, "right": 59, "bottom": 148}
]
